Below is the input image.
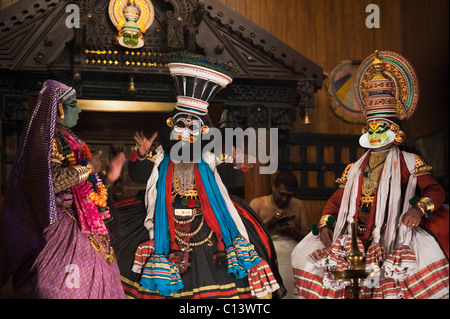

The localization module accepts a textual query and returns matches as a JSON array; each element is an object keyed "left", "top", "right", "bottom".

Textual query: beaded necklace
[
  {"left": 173, "top": 163, "right": 195, "bottom": 196},
  {"left": 361, "top": 151, "right": 388, "bottom": 197}
]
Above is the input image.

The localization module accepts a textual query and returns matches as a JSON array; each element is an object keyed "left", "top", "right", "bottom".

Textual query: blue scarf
[{"left": 140, "top": 156, "right": 260, "bottom": 294}]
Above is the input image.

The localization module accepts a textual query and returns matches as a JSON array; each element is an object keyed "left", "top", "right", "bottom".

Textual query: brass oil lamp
[{"left": 331, "top": 222, "right": 369, "bottom": 299}]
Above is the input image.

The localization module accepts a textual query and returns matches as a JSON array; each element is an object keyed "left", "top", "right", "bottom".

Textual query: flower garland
[
  {"left": 56, "top": 129, "right": 111, "bottom": 222},
  {"left": 81, "top": 144, "right": 92, "bottom": 161},
  {"left": 87, "top": 173, "right": 111, "bottom": 221}
]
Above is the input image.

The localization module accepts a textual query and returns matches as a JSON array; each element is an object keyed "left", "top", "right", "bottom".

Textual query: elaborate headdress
[
  {"left": 159, "top": 52, "right": 239, "bottom": 158},
  {"left": 354, "top": 50, "right": 419, "bottom": 146},
  {"left": 165, "top": 51, "right": 239, "bottom": 117},
  {"left": 109, "top": 0, "right": 155, "bottom": 49}
]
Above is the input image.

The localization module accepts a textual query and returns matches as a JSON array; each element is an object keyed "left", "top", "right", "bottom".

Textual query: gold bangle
[
  {"left": 318, "top": 214, "right": 335, "bottom": 230},
  {"left": 86, "top": 162, "right": 94, "bottom": 174},
  {"left": 74, "top": 165, "right": 90, "bottom": 183},
  {"left": 73, "top": 165, "right": 82, "bottom": 183},
  {"left": 415, "top": 201, "right": 427, "bottom": 215},
  {"left": 419, "top": 196, "right": 435, "bottom": 212}
]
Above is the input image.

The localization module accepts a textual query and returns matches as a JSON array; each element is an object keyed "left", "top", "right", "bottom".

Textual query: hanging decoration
[
  {"left": 108, "top": 0, "right": 155, "bottom": 49},
  {"left": 327, "top": 60, "right": 365, "bottom": 124}
]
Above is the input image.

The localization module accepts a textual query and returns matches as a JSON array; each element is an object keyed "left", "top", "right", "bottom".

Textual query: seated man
[
  {"left": 291, "top": 51, "right": 449, "bottom": 299},
  {"left": 251, "top": 171, "right": 310, "bottom": 298}
]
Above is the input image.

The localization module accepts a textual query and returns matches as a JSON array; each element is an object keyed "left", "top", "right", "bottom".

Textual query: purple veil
[{"left": 0, "top": 80, "right": 69, "bottom": 288}]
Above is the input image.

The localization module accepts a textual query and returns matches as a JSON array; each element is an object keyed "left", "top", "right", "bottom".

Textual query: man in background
[{"left": 250, "top": 171, "right": 310, "bottom": 298}]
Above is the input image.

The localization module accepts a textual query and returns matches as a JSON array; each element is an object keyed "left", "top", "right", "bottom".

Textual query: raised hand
[
  {"left": 106, "top": 152, "right": 126, "bottom": 183},
  {"left": 134, "top": 131, "right": 158, "bottom": 156}
]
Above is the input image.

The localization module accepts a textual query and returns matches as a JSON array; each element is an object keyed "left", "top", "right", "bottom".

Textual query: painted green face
[
  {"left": 367, "top": 122, "right": 390, "bottom": 147},
  {"left": 123, "top": 31, "right": 139, "bottom": 47},
  {"left": 61, "top": 96, "right": 81, "bottom": 128}
]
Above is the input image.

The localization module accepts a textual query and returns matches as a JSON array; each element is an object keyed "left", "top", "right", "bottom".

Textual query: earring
[
  {"left": 390, "top": 123, "right": 405, "bottom": 145},
  {"left": 166, "top": 117, "right": 174, "bottom": 128},
  {"left": 389, "top": 123, "right": 399, "bottom": 133},
  {"left": 394, "top": 130, "right": 406, "bottom": 145},
  {"left": 201, "top": 125, "right": 209, "bottom": 134},
  {"left": 361, "top": 126, "right": 368, "bottom": 135},
  {"left": 58, "top": 103, "right": 65, "bottom": 120}
]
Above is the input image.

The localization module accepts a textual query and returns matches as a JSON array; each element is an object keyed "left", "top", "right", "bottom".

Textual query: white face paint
[
  {"left": 171, "top": 112, "right": 202, "bottom": 144},
  {"left": 359, "top": 130, "right": 395, "bottom": 149}
]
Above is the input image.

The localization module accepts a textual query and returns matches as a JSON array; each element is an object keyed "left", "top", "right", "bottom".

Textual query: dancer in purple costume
[{"left": 0, "top": 80, "right": 126, "bottom": 298}]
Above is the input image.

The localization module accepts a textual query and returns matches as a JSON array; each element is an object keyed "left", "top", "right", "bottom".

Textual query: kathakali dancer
[
  {"left": 116, "top": 51, "right": 281, "bottom": 299},
  {"left": 291, "top": 51, "right": 449, "bottom": 299},
  {"left": 0, "top": 80, "right": 126, "bottom": 298}
]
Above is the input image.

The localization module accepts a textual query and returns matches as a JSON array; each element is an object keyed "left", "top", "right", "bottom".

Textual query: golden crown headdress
[{"left": 354, "top": 50, "right": 419, "bottom": 125}]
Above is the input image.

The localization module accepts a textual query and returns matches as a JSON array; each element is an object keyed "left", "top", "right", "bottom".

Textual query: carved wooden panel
[{"left": 279, "top": 133, "right": 365, "bottom": 200}]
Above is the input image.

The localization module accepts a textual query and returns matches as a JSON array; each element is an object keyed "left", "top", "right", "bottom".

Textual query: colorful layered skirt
[
  {"left": 115, "top": 193, "right": 282, "bottom": 299},
  {"left": 291, "top": 220, "right": 449, "bottom": 299}
]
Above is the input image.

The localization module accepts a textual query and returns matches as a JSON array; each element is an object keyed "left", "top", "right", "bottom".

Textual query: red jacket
[{"left": 322, "top": 152, "right": 448, "bottom": 256}]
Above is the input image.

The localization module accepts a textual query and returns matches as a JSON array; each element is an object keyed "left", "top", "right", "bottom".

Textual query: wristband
[
  {"left": 318, "top": 215, "right": 336, "bottom": 230},
  {"left": 416, "top": 197, "right": 434, "bottom": 218}
]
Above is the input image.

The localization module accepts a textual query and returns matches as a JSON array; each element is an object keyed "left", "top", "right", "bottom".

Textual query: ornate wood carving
[
  {"left": 1, "top": 0, "right": 323, "bottom": 81},
  {"left": 164, "top": 0, "right": 204, "bottom": 50},
  {"left": 296, "top": 78, "right": 316, "bottom": 109},
  {"left": 219, "top": 83, "right": 295, "bottom": 130},
  {"left": 0, "top": 0, "right": 324, "bottom": 129},
  {"left": 199, "top": 0, "right": 323, "bottom": 89}
]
